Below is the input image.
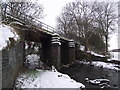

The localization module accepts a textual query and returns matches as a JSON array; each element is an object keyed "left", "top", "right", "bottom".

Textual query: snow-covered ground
[
  {"left": 15, "top": 68, "right": 85, "bottom": 89},
  {"left": 17, "top": 54, "right": 85, "bottom": 89},
  {"left": 0, "top": 24, "right": 19, "bottom": 50},
  {"left": 86, "top": 51, "right": 105, "bottom": 57},
  {"left": 79, "top": 61, "right": 120, "bottom": 71},
  {"left": 79, "top": 45, "right": 105, "bottom": 57}
]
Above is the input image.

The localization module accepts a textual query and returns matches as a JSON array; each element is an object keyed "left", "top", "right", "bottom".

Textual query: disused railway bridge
[{"left": 3, "top": 12, "right": 78, "bottom": 70}]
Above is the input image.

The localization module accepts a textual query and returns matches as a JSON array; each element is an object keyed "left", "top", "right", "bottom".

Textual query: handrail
[
  {"left": 5, "top": 11, "right": 55, "bottom": 33},
  {"left": 4, "top": 11, "right": 70, "bottom": 41}
]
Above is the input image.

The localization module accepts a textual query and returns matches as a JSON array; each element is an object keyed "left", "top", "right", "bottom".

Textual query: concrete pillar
[
  {"left": 51, "top": 34, "right": 61, "bottom": 70},
  {"left": 68, "top": 40, "right": 75, "bottom": 64},
  {"left": 75, "top": 43, "right": 80, "bottom": 60}
]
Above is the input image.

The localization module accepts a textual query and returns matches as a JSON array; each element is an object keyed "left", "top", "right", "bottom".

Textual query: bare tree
[
  {"left": 57, "top": 1, "right": 99, "bottom": 51},
  {"left": 57, "top": 1, "right": 117, "bottom": 54},
  {"left": 1, "top": 1, "right": 44, "bottom": 24},
  {"left": 93, "top": 2, "right": 117, "bottom": 53}
]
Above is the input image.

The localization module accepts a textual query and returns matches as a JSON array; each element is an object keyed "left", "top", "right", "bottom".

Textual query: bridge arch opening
[{"left": 24, "top": 39, "right": 52, "bottom": 69}]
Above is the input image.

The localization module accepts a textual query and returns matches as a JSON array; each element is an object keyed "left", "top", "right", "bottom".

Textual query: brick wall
[{"left": 2, "top": 41, "right": 24, "bottom": 88}]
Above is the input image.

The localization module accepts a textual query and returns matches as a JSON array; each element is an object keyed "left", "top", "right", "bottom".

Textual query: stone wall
[{"left": 2, "top": 41, "right": 24, "bottom": 88}]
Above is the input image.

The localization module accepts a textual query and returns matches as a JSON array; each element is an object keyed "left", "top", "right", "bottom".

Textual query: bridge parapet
[{"left": 4, "top": 11, "right": 55, "bottom": 33}]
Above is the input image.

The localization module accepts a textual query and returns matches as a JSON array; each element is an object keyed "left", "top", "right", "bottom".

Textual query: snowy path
[{"left": 15, "top": 69, "right": 85, "bottom": 89}]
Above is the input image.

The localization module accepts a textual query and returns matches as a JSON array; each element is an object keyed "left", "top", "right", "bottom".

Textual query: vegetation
[
  {"left": 27, "top": 70, "right": 39, "bottom": 75},
  {"left": 1, "top": 1, "right": 45, "bottom": 44},
  {"left": 57, "top": 1, "right": 118, "bottom": 54},
  {"left": 1, "top": 1, "right": 44, "bottom": 24}
]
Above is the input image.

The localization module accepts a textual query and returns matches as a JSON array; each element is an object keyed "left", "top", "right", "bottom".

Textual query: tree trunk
[
  {"left": 84, "top": 38, "right": 88, "bottom": 52},
  {"left": 105, "top": 34, "right": 108, "bottom": 54}
]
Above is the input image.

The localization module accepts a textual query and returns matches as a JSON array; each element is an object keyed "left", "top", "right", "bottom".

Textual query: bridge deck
[{"left": 4, "top": 12, "right": 71, "bottom": 43}]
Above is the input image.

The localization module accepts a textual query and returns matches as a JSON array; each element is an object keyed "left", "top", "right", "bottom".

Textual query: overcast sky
[
  {"left": 37, "top": 0, "right": 74, "bottom": 27},
  {"left": 36, "top": 0, "right": 118, "bottom": 27}
]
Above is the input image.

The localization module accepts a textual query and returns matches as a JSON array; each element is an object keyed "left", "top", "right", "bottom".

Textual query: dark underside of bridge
[
  {"left": 24, "top": 28, "right": 52, "bottom": 43},
  {"left": 16, "top": 24, "right": 70, "bottom": 68}
]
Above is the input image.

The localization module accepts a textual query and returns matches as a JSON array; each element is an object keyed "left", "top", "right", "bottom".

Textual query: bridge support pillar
[
  {"left": 68, "top": 40, "right": 75, "bottom": 64},
  {"left": 51, "top": 34, "right": 61, "bottom": 70},
  {"left": 41, "top": 40, "right": 52, "bottom": 67}
]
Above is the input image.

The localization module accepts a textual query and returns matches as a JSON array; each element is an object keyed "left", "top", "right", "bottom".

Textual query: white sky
[
  {"left": 37, "top": 0, "right": 75, "bottom": 28},
  {"left": 36, "top": 0, "right": 119, "bottom": 27},
  {"left": 109, "top": 33, "right": 118, "bottom": 50}
]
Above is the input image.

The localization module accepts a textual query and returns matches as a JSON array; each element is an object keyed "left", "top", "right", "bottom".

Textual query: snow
[
  {"left": 0, "top": 24, "right": 19, "bottom": 50},
  {"left": 86, "top": 51, "right": 105, "bottom": 57},
  {"left": 15, "top": 68, "right": 85, "bottom": 89},
  {"left": 79, "top": 45, "right": 105, "bottom": 57},
  {"left": 25, "top": 42, "right": 29, "bottom": 50},
  {"left": 91, "top": 61, "right": 120, "bottom": 70},
  {"left": 52, "top": 33, "right": 61, "bottom": 45},
  {"left": 23, "top": 54, "right": 85, "bottom": 89},
  {"left": 80, "top": 45, "right": 85, "bottom": 51},
  {"left": 79, "top": 61, "right": 120, "bottom": 71},
  {"left": 52, "top": 33, "right": 59, "bottom": 36},
  {"left": 85, "top": 78, "right": 110, "bottom": 88},
  {"left": 89, "top": 79, "right": 109, "bottom": 85},
  {"left": 85, "top": 77, "right": 110, "bottom": 88},
  {"left": 89, "top": 79, "right": 101, "bottom": 85},
  {"left": 52, "top": 42, "right": 61, "bottom": 45}
]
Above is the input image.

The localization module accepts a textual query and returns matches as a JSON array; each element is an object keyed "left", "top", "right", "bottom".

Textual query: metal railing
[
  {"left": 4, "top": 11, "right": 55, "bottom": 33},
  {"left": 4, "top": 11, "right": 70, "bottom": 41}
]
